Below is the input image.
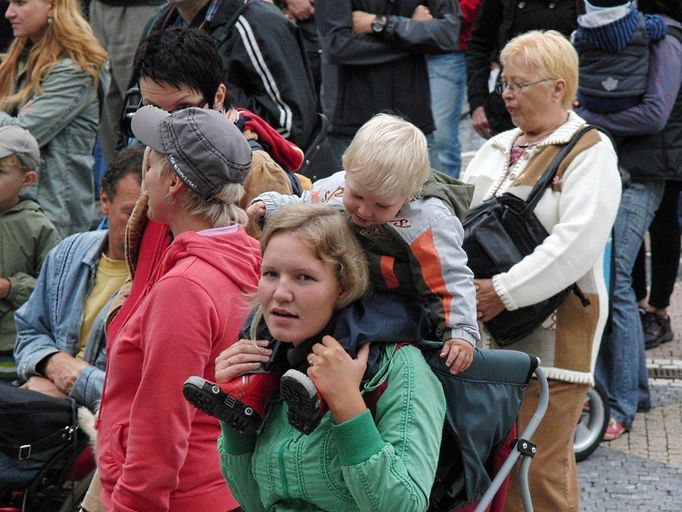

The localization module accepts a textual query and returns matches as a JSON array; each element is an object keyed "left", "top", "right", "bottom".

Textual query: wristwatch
[{"left": 371, "top": 15, "right": 387, "bottom": 34}]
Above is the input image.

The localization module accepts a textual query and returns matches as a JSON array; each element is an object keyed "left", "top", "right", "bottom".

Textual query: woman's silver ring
[
  {"left": 307, "top": 355, "right": 314, "bottom": 365},
  {"left": 228, "top": 357, "right": 233, "bottom": 365}
]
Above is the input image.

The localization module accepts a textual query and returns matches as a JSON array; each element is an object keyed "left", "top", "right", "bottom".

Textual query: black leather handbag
[{"left": 463, "top": 126, "right": 594, "bottom": 345}]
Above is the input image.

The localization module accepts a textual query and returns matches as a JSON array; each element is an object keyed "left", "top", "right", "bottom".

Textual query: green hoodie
[
  {"left": 0, "top": 199, "right": 60, "bottom": 379},
  {"left": 219, "top": 344, "right": 445, "bottom": 512}
]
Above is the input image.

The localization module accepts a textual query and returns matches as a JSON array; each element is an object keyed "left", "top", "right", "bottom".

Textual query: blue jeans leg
[
  {"left": 328, "top": 134, "right": 354, "bottom": 163},
  {"left": 596, "top": 180, "right": 664, "bottom": 429},
  {"left": 427, "top": 52, "right": 466, "bottom": 179}
]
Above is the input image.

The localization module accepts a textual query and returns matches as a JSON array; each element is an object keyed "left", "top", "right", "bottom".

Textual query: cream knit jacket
[{"left": 462, "top": 111, "right": 622, "bottom": 383}]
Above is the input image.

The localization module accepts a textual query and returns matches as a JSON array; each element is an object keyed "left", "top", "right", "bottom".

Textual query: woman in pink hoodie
[{"left": 96, "top": 106, "right": 261, "bottom": 512}]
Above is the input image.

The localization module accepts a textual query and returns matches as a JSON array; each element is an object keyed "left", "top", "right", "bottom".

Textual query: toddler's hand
[
  {"left": 440, "top": 338, "right": 474, "bottom": 374},
  {"left": 245, "top": 201, "right": 266, "bottom": 238},
  {"left": 246, "top": 201, "right": 266, "bottom": 223}
]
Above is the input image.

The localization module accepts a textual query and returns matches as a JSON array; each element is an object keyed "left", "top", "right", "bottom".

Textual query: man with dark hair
[
  {"left": 13, "top": 145, "right": 144, "bottom": 410},
  {"left": 132, "top": 28, "right": 303, "bottom": 207},
  {"left": 126, "top": 0, "right": 318, "bottom": 151},
  {"left": 132, "top": 27, "right": 229, "bottom": 113},
  {"left": 1, "top": 146, "right": 144, "bottom": 493}
]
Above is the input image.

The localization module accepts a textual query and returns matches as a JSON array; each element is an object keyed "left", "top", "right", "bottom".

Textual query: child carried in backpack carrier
[
  {"left": 572, "top": 0, "right": 667, "bottom": 113},
  {"left": 183, "top": 113, "right": 481, "bottom": 434}
]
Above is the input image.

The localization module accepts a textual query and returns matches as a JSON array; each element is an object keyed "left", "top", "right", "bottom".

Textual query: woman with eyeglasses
[{"left": 461, "top": 30, "right": 621, "bottom": 512}]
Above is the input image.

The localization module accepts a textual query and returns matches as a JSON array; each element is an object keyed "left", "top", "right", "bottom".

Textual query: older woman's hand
[
  {"left": 474, "top": 278, "right": 506, "bottom": 322},
  {"left": 214, "top": 339, "right": 273, "bottom": 383},
  {"left": 307, "top": 336, "right": 369, "bottom": 424}
]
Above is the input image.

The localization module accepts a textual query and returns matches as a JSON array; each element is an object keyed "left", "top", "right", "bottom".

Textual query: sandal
[{"left": 603, "top": 417, "right": 627, "bottom": 441}]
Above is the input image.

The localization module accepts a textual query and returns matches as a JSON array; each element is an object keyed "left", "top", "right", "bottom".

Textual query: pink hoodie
[{"left": 97, "top": 225, "right": 261, "bottom": 512}]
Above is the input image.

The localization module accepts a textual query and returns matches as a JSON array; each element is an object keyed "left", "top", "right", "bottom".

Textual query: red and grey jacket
[{"left": 256, "top": 171, "right": 480, "bottom": 347}]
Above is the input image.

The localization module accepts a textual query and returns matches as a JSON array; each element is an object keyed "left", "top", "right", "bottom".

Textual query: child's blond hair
[{"left": 342, "top": 114, "right": 431, "bottom": 199}]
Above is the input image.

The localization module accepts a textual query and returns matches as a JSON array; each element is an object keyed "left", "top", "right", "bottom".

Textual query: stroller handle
[{"left": 473, "top": 362, "right": 549, "bottom": 512}]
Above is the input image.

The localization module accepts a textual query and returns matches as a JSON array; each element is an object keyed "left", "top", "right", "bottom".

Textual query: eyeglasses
[{"left": 495, "top": 78, "right": 555, "bottom": 96}]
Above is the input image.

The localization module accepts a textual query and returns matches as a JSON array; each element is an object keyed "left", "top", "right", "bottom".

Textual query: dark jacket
[
  {"left": 618, "top": 25, "right": 682, "bottom": 181},
  {"left": 466, "top": 0, "right": 578, "bottom": 133},
  {"left": 316, "top": 0, "right": 461, "bottom": 136},
  {"left": 143, "top": 0, "right": 318, "bottom": 148},
  {"left": 574, "top": 9, "right": 665, "bottom": 113},
  {"left": 578, "top": 20, "right": 682, "bottom": 181}
]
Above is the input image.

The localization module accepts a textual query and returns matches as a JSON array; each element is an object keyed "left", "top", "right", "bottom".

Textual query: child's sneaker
[
  {"left": 280, "top": 369, "right": 327, "bottom": 434},
  {"left": 183, "top": 372, "right": 279, "bottom": 434}
]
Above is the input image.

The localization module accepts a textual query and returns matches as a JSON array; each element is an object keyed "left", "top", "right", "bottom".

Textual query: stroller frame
[
  {"left": 418, "top": 344, "right": 549, "bottom": 512},
  {"left": 474, "top": 366, "right": 548, "bottom": 512}
]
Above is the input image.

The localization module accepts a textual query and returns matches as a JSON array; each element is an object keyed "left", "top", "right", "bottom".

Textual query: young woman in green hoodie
[{"left": 218, "top": 203, "right": 446, "bottom": 512}]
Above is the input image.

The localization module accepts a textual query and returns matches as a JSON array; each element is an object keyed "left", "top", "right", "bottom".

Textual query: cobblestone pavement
[
  {"left": 579, "top": 381, "right": 682, "bottom": 511},
  {"left": 579, "top": 284, "right": 682, "bottom": 511},
  {"left": 458, "top": 117, "right": 682, "bottom": 510}
]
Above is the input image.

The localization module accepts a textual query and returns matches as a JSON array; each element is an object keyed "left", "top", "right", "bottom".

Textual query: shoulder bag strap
[
  {"left": 524, "top": 124, "right": 597, "bottom": 213},
  {"left": 523, "top": 124, "right": 597, "bottom": 308}
]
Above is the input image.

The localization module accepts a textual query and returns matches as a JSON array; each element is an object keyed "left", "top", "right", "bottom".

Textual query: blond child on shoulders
[{"left": 184, "top": 114, "right": 479, "bottom": 434}]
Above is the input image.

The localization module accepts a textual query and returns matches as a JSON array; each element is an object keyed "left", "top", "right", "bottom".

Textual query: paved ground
[
  {"left": 579, "top": 287, "right": 682, "bottom": 511},
  {"left": 458, "top": 118, "right": 682, "bottom": 510}
]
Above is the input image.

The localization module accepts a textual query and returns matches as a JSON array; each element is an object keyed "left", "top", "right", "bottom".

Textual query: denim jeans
[
  {"left": 328, "top": 134, "right": 354, "bottom": 163},
  {"left": 427, "top": 52, "right": 467, "bottom": 178},
  {"left": 596, "top": 180, "right": 665, "bottom": 429}
]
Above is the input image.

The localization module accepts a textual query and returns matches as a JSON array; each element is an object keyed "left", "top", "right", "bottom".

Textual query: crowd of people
[{"left": 1, "top": 0, "right": 681, "bottom": 511}]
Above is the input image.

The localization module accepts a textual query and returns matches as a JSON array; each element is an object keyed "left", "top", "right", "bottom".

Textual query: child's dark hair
[
  {"left": 100, "top": 145, "right": 144, "bottom": 199},
  {"left": 133, "top": 27, "right": 233, "bottom": 110}
]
